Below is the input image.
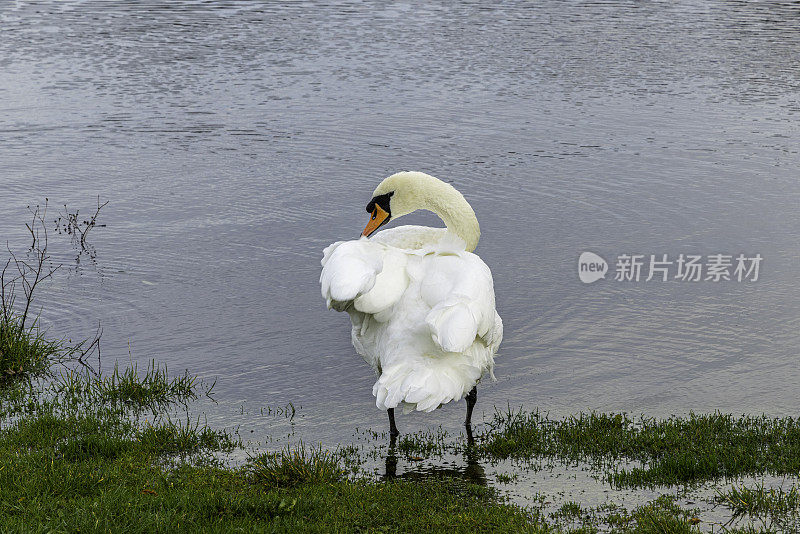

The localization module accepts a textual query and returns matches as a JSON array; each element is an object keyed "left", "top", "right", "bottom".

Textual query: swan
[{"left": 320, "top": 171, "right": 503, "bottom": 437}]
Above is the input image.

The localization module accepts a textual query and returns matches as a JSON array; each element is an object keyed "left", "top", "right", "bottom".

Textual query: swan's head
[{"left": 362, "top": 171, "right": 481, "bottom": 251}]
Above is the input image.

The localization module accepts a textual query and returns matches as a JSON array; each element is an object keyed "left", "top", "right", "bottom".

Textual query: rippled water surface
[{"left": 2, "top": 1, "right": 799, "bottom": 454}]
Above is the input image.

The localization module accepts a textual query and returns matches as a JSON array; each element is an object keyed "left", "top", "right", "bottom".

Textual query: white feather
[{"left": 321, "top": 224, "right": 503, "bottom": 413}]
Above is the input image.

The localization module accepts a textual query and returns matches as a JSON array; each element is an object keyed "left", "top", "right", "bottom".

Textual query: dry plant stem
[
  {"left": 55, "top": 196, "right": 109, "bottom": 250},
  {"left": 2, "top": 203, "right": 59, "bottom": 337},
  {"left": 2, "top": 200, "right": 101, "bottom": 377}
]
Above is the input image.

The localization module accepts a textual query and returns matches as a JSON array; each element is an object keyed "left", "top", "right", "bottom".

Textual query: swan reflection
[{"left": 383, "top": 433, "right": 486, "bottom": 486}]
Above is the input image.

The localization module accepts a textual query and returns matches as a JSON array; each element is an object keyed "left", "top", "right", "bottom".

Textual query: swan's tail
[{"left": 372, "top": 355, "right": 484, "bottom": 414}]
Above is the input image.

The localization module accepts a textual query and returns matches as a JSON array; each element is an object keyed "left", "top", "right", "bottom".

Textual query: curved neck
[
  {"left": 420, "top": 181, "right": 481, "bottom": 252},
  {"left": 375, "top": 172, "right": 482, "bottom": 252}
]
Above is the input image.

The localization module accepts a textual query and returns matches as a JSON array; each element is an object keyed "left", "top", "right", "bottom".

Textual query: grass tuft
[
  {"left": 629, "top": 495, "right": 699, "bottom": 533},
  {"left": 398, "top": 426, "right": 449, "bottom": 456},
  {"left": 250, "top": 443, "right": 346, "bottom": 488},
  {"left": 716, "top": 483, "right": 800, "bottom": 531},
  {"left": 0, "top": 315, "right": 58, "bottom": 383},
  {"left": 95, "top": 360, "right": 200, "bottom": 408},
  {"left": 137, "top": 416, "right": 237, "bottom": 455}
]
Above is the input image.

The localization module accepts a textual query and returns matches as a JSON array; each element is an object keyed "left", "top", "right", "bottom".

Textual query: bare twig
[
  {"left": 14, "top": 203, "right": 60, "bottom": 334},
  {"left": 51, "top": 322, "right": 102, "bottom": 377},
  {"left": 54, "top": 196, "right": 108, "bottom": 250},
  {"left": 2, "top": 199, "right": 103, "bottom": 378}
]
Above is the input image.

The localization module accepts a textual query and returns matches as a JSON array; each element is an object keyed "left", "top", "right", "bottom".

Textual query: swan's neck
[
  {"left": 420, "top": 181, "right": 481, "bottom": 252},
  {"left": 374, "top": 172, "right": 482, "bottom": 252}
]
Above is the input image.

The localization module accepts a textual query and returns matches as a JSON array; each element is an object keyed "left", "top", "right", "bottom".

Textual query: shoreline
[{"left": 2, "top": 337, "right": 798, "bottom": 532}]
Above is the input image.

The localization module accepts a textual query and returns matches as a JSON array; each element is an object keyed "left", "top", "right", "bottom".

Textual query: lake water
[{"left": 2, "top": 0, "right": 799, "bottom": 456}]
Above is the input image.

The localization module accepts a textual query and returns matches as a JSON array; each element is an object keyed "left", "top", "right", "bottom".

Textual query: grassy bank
[
  {"left": 0, "top": 331, "right": 545, "bottom": 533},
  {"left": 480, "top": 408, "right": 800, "bottom": 488},
  {"left": 3, "top": 350, "right": 793, "bottom": 533}
]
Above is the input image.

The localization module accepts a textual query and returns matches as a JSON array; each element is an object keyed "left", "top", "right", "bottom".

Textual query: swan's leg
[
  {"left": 465, "top": 422, "right": 475, "bottom": 446},
  {"left": 465, "top": 386, "right": 477, "bottom": 427},
  {"left": 385, "top": 434, "right": 398, "bottom": 479},
  {"left": 388, "top": 408, "right": 399, "bottom": 437}
]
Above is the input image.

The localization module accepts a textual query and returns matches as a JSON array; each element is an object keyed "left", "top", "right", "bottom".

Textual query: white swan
[{"left": 320, "top": 171, "right": 502, "bottom": 436}]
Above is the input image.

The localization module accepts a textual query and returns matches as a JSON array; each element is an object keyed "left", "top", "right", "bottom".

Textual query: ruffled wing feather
[{"left": 321, "top": 227, "right": 502, "bottom": 413}]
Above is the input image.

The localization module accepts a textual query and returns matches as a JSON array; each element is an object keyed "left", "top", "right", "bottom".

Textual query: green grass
[
  {"left": 398, "top": 426, "right": 450, "bottom": 457},
  {"left": 94, "top": 360, "right": 202, "bottom": 408},
  {"left": 480, "top": 408, "right": 800, "bottom": 487},
  {"left": 0, "top": 315, "right": 58, "bottom": 382},
  {"left": 0, "top": 436, "right": 543, "bottom": 532},
  {"left": 0, "top": 323, "right": 544, "bottom": 532},
  {"left": 527, "top": 494, "right": 702, "bottom": 533},
  {"left": 494, "top": 472, "right": 518, "bottom": 484},
  {"left": 0, "top": 415, "right": 544, "bottom": 532},
  {"left": 625, "top": 496, "right": 699, "bottom": 534},
  {"left": 0, "top": 321, "right": 715, "bottom": 533},
  {"left": 250, "top": 443, "right": 346, "bottom": 488},
  {"left": 716, "top": 483, "right": 800, "bottom": 532}
]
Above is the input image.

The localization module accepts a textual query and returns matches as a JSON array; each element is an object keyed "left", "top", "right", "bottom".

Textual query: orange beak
[{"left": 362, "top": 205, "right": 390, "bottom": 237}]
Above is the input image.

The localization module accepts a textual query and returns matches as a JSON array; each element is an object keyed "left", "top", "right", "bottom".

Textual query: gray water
[{"left": 2, "top": 0, "right": 799, "bottom": 456}]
